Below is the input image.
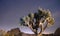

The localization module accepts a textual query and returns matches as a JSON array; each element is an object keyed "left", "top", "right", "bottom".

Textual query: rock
[
  {"left": 54, "top": 28, "right": 60, "bottom": 35},
  {"left": 0, "top": 29, "right": 6, "bottom": 36},
  {"left": 7, "top": 28, "right": 22, "bottom": 36}
]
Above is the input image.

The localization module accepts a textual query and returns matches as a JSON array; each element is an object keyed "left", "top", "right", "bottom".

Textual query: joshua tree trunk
[
  {"left": 35, "top": 29, "right": 38, "bottom": 36},
  {"left": 37, "top": 23, "right": 48, "bottom": 36},
  {"left": 35, "top": 30, "right": 37, "bottom": 36}
]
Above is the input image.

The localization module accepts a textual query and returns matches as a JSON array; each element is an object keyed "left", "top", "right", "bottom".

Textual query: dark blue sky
[{"left": 0, "top": 0, "right": 60, "bottom": 34}]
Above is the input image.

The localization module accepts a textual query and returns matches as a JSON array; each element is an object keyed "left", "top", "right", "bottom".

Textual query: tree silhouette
[{"left": 20, "top": 8, "right": 54, "bottom": 36}]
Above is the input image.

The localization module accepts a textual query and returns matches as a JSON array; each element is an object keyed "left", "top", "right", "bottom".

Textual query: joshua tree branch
[
  {"left": 28, "top": 24, "right": 37, "bottom": 34},
  {"left": 38, "top": 23, "right": 48, "bottom": 35}
]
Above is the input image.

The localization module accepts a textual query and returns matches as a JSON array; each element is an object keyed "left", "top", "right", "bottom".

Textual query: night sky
[{"left": 0, "top": 0, "right": 60, "bottom": 34}]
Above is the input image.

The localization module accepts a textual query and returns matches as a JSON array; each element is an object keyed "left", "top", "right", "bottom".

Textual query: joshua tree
[{"left": 20, "top": 8, "right": 54, "bottom": 36}]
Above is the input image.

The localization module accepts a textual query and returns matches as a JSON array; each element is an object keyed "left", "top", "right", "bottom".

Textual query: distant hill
[
  {"left": 1, "top": 27, "right": 60, "bottom": 36},
  {"left": 6, "top": 28, "right": 35, "bottom": 36},
  {"left": 6, "top": 28, "right": 53, "bottom": 36}
]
